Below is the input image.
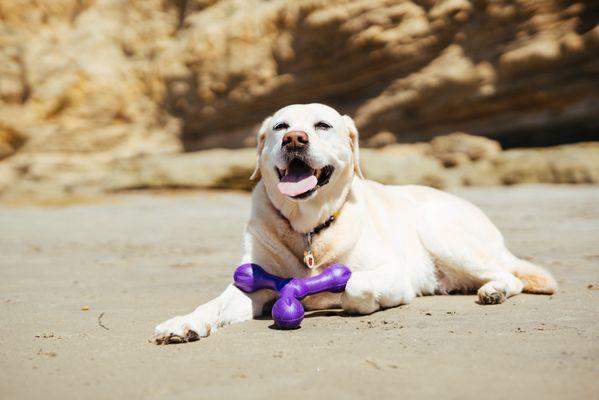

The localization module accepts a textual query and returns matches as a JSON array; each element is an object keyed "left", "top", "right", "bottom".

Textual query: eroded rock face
[
  {"left": 0, "top": 0, "right": 597, "bottom": 196},
  {"left": 1, "top": 133, "right": 597, "bottom": 198},
  {"left": 165, "top": 0, "right": 599, "bottom": 149},
  {"left": 430, "top": 132, "right": 501, "bottom": 167}
]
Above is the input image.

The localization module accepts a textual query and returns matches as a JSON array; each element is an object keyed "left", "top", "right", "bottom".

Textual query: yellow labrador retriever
[{"left": 154, "top": 103, "right": 556, "bottom": 344}]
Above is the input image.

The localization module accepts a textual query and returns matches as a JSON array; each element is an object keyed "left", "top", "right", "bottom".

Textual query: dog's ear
[
  {"left": 343, "top": 115, "right": 364, "bottom": 179},
  {"left": 250, "top": 116, "right": 272, "bottom": 180}
]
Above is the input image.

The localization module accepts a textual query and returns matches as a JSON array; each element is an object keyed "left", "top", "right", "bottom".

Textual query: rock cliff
[{"left": 0, "top": 0, "right": 597, "bottom": 196}]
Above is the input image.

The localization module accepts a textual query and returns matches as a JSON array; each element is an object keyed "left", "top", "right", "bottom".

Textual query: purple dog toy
[{"left": 234, "top": 263, "right": 351, "bottom": 329}]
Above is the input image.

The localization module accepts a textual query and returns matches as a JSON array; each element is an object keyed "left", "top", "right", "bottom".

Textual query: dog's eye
[
  {"left": 273, "top": 122, "right": 289, "bottom": 131},
  {"left": 315, "top": 121, "right": 331, "bottom": 130}
]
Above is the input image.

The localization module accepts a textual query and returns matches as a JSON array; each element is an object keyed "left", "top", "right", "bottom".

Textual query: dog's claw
[{"left": 185, "top": 329, "right": 200, "bottom": 342}]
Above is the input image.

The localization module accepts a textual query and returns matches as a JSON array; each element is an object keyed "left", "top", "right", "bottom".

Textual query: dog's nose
[{"left": 282, "top": 131, "right": 309, "bottom": 149}]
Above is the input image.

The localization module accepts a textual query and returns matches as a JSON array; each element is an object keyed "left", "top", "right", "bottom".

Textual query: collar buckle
[{"left": 302, "top": 211, "right": 339, "bottom": 269}]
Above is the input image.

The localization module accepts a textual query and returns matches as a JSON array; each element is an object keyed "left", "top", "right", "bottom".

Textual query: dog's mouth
[{"left": 276, "top": 159, "right": 334, "bottom": 199}]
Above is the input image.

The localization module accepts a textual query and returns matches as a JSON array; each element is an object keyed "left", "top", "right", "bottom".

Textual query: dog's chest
[
  {"left": 293, "top": 223, "right": 355, "bottom": 271},
  {"left": 264, "top": 219, "right": 344, "bottom": 272}
]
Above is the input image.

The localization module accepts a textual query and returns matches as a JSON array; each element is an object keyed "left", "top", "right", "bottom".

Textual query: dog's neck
[{"left": 265, "top": 175, "right": 355, "bottom": 234}]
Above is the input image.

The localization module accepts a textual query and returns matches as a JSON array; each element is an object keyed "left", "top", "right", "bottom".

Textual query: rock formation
[
  {"left": 0, "top": 0, "right": 597, "bottom": 196},
  {"left": 2, "top": 132, "right": 598, "bottom": 198}
]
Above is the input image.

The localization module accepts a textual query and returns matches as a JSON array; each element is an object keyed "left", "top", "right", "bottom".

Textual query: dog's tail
[{"left": 509, "top": 256, "right": 558, "bottom": 294}]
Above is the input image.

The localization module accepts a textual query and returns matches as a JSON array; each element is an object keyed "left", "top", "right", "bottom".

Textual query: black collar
[
  {"left": 309, "top": 211, "right": 339, "bottom": 236},
  {"left": 274, "top": 206, "right": 340, "bottom": 238}
]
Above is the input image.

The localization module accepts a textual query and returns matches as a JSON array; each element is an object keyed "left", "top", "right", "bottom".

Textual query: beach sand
[{"left": 1, "top": 185, "right": 597, "bottom": 399}]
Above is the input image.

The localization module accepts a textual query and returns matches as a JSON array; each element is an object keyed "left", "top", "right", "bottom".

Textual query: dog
[{"left": 154, "top": 103, "right": 557, "bottom": 344}]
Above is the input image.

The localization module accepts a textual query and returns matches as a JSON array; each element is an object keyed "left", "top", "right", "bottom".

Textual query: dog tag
[{"left": 303, "top": 250, "right": 315, "bottom": 269}]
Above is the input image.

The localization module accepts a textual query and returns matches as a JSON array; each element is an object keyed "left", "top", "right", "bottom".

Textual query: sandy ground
[{"left": 0, "top": 184, "right": 598, "bottom": 399}]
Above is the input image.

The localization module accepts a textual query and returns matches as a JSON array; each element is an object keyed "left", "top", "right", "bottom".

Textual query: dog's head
[{"left": 251, "top": 103, "right": 363, "bottom": 209}]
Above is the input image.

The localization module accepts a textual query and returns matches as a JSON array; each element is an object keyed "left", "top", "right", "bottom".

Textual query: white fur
[{"left": 154, "top": 103, "right": 554, "bottom": 344}]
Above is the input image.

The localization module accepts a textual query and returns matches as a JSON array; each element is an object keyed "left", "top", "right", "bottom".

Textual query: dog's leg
[
  {"left": 341, "top": 265, "right": 415, "bottom": 314},
  {"left": 410, "top": 188, "right": 556, "bottom": 304},
  {"left": 154, "top": 284, "right": 275, "bottom": 344},
  {"left": 475, "top": 269, "right": 524, "bottom": 305},
  {"left": 430, "top": 242, "right": 528, "bottom": 304},
  {"left": 475, "top": 252, "right": 557, "bottom": 303}
]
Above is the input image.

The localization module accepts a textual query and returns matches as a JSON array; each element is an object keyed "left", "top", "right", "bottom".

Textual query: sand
[{"left": 0, "top": 185, "right": 598, "bottom": 399}]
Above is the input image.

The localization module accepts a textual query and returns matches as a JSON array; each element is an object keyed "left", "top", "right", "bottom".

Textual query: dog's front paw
[
  {"left": 153, "top": 314, "right": 213, "bottom": 345},
  {"left": 341, "top": 274, "right": 379, "bottom": 315}
]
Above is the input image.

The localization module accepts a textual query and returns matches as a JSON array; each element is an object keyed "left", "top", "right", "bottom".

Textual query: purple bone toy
[{"left": 234, "top": 263, "right": 351, "bottom": 329}]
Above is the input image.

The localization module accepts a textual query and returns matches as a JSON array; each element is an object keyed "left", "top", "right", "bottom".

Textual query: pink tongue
[{"left": 278, "top": 175, "right": 318, "bottom": 197}]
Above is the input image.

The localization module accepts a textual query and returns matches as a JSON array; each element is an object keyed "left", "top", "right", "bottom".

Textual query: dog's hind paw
[{"left": 477, "top": 284, "right": 507, "bottom": 305}]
